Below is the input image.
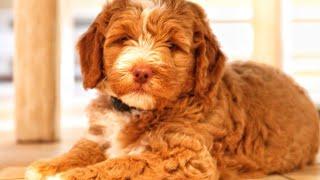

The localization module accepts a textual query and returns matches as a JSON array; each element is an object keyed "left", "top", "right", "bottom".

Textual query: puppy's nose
[{"left": 132, "top": 65, "right": 153, "bottom": 84}]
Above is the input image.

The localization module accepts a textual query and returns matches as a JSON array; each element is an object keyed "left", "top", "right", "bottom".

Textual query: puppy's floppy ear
[
  {"left": 77, "top": 23, "right": 105, "bottom": 89},
  {"left": 77, "top": 1, "right": 130, "bottom": 89},
  {"left": 188, "top": 2, "right": 226, "bottom": 97}
]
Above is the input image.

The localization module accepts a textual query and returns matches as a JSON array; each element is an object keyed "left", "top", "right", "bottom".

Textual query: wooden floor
[{"left": 0, "top": 128, "right": 319, "bottom": 180}]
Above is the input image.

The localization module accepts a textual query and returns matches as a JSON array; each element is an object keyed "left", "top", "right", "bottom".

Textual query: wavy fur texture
[{"left": 26, "top": 0, "right": 319, "bottom": 179}]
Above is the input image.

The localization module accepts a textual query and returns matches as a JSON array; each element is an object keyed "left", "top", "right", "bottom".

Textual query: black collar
[{"left": 111, "top": 96, "right": 132, "bottom": 112}]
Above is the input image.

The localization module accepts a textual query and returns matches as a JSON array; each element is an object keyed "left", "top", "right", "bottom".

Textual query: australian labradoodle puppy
[{"left": 26, "top": 0, "right": 319, "bottom": 179}]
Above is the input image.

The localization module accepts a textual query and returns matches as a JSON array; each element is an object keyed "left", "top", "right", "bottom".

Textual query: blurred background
[{"left": 0, "top": 0, "right": 319, "bottom": 168}]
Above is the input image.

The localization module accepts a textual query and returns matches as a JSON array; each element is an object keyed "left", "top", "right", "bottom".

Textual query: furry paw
[
  {"left": 25, "top": 166, "right": 44, "bottom": 180},
  {"left": 25, "top": 160, "right": 60, "bottom": 180},
  {"left": 25, "top": 167, "right": 66, "bottom": 180}
]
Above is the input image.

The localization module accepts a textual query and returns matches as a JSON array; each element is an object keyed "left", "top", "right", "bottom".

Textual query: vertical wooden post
[
  {"left": 253, "top": 0, "right": 283, "bottom": 68},
  {"left": 14, "top": 0, "right": 60, "bottom": 142}
]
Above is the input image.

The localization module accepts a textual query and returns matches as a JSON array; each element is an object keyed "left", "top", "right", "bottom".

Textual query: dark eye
[
  {"left": 167, "top": 41, "right": 179, "bottom": 51},
  {"left": 114, "top": 36, "right": 130, "bottom": 44}
]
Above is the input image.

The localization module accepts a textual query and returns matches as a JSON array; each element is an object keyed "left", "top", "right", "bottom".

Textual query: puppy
[{"left": 26, "top": 0, "right": 319, "bottom": 179}]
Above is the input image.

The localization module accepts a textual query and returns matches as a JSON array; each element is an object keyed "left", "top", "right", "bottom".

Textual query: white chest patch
[
  {"left": 104, "top": 111, "right": 129, "bottom": 158},
  {"left": 84, "top": 110, "right": 144, "bottom": 159}
]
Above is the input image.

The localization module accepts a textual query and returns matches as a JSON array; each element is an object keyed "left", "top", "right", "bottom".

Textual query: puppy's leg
[
  {"left": 54, "top": 138, "right": 220, "bottom": 180},
  {"left": 25, "top": 139, "right": 106, "bottom": 180}
]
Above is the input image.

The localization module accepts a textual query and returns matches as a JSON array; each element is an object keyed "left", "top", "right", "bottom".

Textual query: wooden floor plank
[
  {"left": 0, "top": 128, "right": 84, "bottom": 167},
  {"left": 284, "top": 165, "right": 320, "bottom": 180},
  {"left": 0, "top": 167, "right": 25, "bottom": 180},
  {"left": 253, "top": 175, "right": 289, "bottom": 180}
]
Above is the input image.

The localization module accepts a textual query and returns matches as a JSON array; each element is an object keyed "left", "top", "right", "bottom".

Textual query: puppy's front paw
[
  {"left": 25, "top": 160, "right": 60, "bottom": 180},
  {"left": 25, "top": 166, "right": 44, "bottom": 180}
]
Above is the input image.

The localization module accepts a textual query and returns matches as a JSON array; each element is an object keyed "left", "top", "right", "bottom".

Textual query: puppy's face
[{"left": 78, "top": 0, "right": 225, "bottom": 110}]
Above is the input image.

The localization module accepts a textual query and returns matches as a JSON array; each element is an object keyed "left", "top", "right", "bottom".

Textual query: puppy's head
[{"left": 78, "top": 0, "right": 225, "bottom": 110}]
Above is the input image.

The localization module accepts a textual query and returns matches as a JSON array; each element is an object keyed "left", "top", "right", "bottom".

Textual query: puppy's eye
[
  {"left": 167, "top": 41, "right": 179, "bottom": 51},
  {"left": 114, "top": 36, "right": 130, "bottom": 44}
]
